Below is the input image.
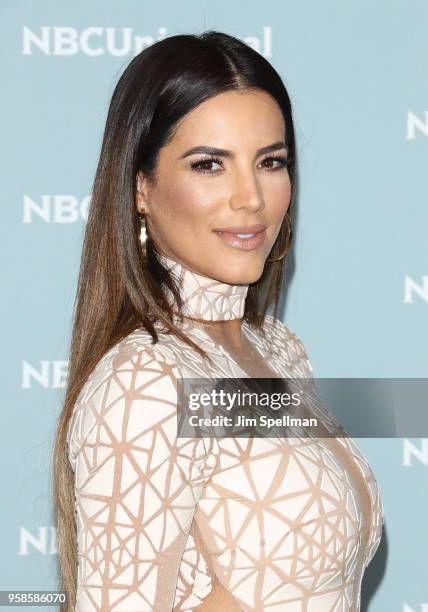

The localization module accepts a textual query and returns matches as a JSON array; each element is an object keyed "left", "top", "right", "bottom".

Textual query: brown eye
[
  {"left": 260, "top": 155, "right": 288, "bottom": 170},
  {"left": 190, "top": 157, "right": 223, "bottom": 174}
]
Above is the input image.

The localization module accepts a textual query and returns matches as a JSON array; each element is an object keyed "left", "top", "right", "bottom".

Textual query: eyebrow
[{"left": 178, "top": 140, "right": 288, "bottom": 160}]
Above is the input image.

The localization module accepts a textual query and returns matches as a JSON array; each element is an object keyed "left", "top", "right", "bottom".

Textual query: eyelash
[{"left": 190, "top": 155, "right": 289, "bottom": 175}]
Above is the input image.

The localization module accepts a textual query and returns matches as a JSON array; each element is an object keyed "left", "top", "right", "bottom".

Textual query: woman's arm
[{"left": 68, "top": 343, "right": 217, "bottom": 611}]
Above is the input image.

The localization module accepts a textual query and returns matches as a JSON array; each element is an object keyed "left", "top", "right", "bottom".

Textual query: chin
[{"left": 214, "top": 258, "right": 265, "bottom": 286}]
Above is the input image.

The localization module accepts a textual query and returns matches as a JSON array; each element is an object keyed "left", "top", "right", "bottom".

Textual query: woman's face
[{"left": 136, "top": 88, "right": 291, "bottom": 285}]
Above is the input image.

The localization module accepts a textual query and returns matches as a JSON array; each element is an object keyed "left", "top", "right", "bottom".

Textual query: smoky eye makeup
[
  {"left": 189, "top": 153, "right": 289, "bottom": 175},
  {"left": 260, "top": 154, "right": 289, "bottom": 169},
  {"left": 190, "top": 156, "right": 223, "bottom": 174}
]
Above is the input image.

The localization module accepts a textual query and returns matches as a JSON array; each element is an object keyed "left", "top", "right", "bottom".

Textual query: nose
[{"left": 228, "top": 166, "right": 265, "bottom": 212}]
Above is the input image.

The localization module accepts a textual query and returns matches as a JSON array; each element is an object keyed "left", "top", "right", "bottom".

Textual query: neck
[{"left": 157, "top": 252, "right": 249, "bottom": 332}]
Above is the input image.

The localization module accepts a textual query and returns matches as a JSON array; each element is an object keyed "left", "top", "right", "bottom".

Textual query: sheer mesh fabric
[{"left": 67, "top": 255, "right": 384, "bottom": 611}]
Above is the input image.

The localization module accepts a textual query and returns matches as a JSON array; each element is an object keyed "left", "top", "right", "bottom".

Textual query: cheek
[
  {"left": 154, "top": 176, "right": 220, "bottom": 226},
  {"left": 265, "top": 175, "right": 292, "bottom": 219}
]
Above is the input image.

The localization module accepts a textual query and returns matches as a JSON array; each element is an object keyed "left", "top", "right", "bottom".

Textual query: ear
[{"left": 135, "top": 171, "right": 151, "bottom": 214}]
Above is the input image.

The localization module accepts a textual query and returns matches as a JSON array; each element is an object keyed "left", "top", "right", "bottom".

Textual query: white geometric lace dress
[{"left": 67, "top": 254, "right": 384, "bottom": 611}]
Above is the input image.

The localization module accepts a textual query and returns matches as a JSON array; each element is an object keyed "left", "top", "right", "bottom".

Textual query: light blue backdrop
[{"left": 1, "top": 1, "right": 427, "bottom": 610}]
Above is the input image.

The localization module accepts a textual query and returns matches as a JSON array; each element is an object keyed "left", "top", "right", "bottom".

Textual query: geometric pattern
[
  {"left": 67, "top": 257, "right": 384, "bottom": 611},
  {"left": 159, "top": 253, "right": 249, "bottom": 321}
]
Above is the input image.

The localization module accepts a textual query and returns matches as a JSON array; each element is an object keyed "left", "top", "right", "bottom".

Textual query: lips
[
  {"left": 212, "top": 225, "right": 267, "bottom": 251},
  {"left": 212, "top": 224, "right": 267, "bottom": 235}
]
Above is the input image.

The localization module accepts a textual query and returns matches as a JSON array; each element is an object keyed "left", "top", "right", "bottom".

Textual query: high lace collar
[{"left": 157, "top": 253, "right": 249, "bottom": 322}]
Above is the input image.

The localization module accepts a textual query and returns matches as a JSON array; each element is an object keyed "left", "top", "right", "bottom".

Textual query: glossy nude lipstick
[{"left": 212, "top": 224, "right": 267, "bottom": 251}]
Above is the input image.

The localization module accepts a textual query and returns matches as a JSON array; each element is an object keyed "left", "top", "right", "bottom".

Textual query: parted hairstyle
[{"left": 52, "top": 30, "right": 298, "bottom": 610}]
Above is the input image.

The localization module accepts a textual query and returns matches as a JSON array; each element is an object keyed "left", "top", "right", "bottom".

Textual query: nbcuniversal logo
[
  {"left": 22, "top": 360, "right": 68, "bottom": 389},
  {"left": 406, "top": 111, "right": 428, "bottom": 139},
  {"left": 19, "top": 527, "right": 57, "bottom": 555},
  {"left": 22, "top": 195, "right": 90, "bottom": 223},
  {"left": 402, "top": 439, "right": 428, "bottom": 466},
  {"left": 404, "top": 276, "right": 428, "bottom": 304},
  {"left": 22, "top": 25, "right": 273, "bottom": 58}
]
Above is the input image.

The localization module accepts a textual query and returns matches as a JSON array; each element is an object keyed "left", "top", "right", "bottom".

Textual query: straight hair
[{"left": 52, "top": 30, "right": 297, "bottom": 610}]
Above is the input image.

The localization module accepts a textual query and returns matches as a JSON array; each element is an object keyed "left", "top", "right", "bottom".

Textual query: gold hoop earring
[
  {"left": 138, "top": 208, "right": 147, "bottom": 258},
  {"left": 266, "top": 218, "right": 291, "bottom": 263},
  {"left": 266, "top": 247, "right": 288, "bottom": 263}
]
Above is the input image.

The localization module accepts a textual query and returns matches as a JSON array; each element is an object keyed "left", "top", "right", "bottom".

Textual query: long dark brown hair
[{"left": 52, "top": 30, "right": 297, "bottom": 610}]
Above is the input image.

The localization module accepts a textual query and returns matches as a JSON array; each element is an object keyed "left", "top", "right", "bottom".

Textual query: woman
[{"left": 53, "top": 31, "right": 384, "bottom": 611}]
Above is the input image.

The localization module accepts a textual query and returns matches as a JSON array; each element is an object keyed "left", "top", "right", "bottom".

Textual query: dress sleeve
[{"left": 67, "top": 343, "right": 218, "bottom": 612}]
